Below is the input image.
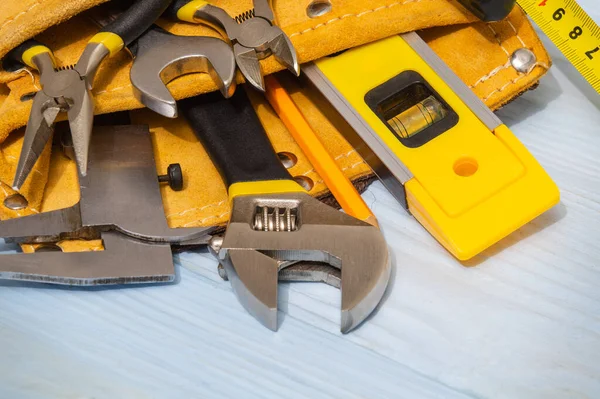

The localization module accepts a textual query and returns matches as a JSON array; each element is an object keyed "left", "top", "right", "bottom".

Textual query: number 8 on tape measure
[{"left": 518, "top": 0, "right": 600, "bottom": 94}]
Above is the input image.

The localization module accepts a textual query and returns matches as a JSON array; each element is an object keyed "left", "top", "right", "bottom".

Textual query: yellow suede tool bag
[{"left": 0, "top": 0, "right": 551, "bottom": 234}]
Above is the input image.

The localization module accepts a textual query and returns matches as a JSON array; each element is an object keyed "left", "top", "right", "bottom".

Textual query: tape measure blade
[{"left": 517, "top": 0, "right": 600, "bottom": 95}]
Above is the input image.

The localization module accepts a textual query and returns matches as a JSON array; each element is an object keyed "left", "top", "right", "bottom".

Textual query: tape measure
[{"left": 517, "top": 0, "right": 600, "bottom": 93}]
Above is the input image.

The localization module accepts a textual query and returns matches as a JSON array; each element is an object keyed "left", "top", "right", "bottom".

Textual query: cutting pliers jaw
[
  {"left": 169, "top": 0, "right": 300, "bottom": 92},
  {"left": 233, "top": 24, "right": 300, "bottom": 92}
]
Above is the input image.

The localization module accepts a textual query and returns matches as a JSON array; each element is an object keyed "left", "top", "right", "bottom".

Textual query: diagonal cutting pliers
[
  {"left": 165, "top": 0, "right": 299, "bottom": 92},
  {"left": 2, "top": 0, "right": 174, "bottom": 191}
]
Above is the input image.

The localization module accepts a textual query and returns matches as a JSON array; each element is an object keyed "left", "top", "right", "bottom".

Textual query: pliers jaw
[
  {"left": 12, "top": 66, "right": 96, "bottom": 190},
  {"left": 193, "top": 0, "right": 300, "bottom": 92},
  {"left": 12, "top": 91, "right": 59, "bottom": 190},
  {"left": 233, "top": 24, "right": 300, "bottom": 92},
  {"left": 12, "top": 44, "right": 108, "bottom": 190}
]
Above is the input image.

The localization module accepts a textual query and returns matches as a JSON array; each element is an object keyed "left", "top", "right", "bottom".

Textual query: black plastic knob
[{"left": 158, "top": 163, "right": 184, "bottom": 191}]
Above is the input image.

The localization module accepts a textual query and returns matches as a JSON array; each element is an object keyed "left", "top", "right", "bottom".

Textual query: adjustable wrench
[{"left": 178, "top": 89, "right": 391, "bottom": 333}]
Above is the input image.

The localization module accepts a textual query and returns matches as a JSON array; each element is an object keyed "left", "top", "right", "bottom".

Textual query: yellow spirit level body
[{"left": 304, "top": 33, "right": 560, "bottom": 260}]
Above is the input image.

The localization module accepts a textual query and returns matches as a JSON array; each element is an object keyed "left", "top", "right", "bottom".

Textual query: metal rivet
[
  {"left": 306, "top": 0, "right": 332, "bottom": 18},
  {"left": 4, "top": 194, "right": 29, "bottom": 211},
  {"left": 3, "top": 194, "right": 28, "bottom": 210},
  {"left": 510, "top": 48, "right": 537, "bottom": 74},
  {"left": 277, "top": 152, "right": 298, "bottom": 169},
  {"left": 293, "top": 175, "right": 314, "bottom": 191}
]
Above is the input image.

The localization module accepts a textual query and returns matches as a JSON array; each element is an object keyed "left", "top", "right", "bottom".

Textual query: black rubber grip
[
  {"left": 101, "top": 0, "right": 174, "bottom": 46},
  {"left": 179, "top": 89, "right": 294, "bottom": 187},
  {"left": 2, "top": 39, "right": 46, "bottom": 72},
  {"left": 456, "top": 0, "right": 516, "bottom": 21},
  {"left": 127, "top": 25, "right": 168, "bottom": 58},
  {"left": 163, "top": 0, "right": 194, "bottom": 21}
]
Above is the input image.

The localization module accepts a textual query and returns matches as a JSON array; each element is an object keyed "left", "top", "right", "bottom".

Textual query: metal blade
[
  {"left": 279, "top": 262, "right": 341, "bottom": 288},
  {"left": 270, "top": 31, "right": 300, "bottom": 77},
  {"left": 340, "top": 250, "right": 391, "bottom": 333},
  {"left": 234, "top": 43, "right": 265, "bottom": 92},
  {"left": 0, "top": 204, "right": 82, "bottom": 244},
  {"left": 67, "top": 85, "right": 94, "bottom": 176},
  {"left": 252, "top": 0, "right": 274, "bottom": 21},
  {"left": 224, "top": 249, "right": 279, "bottom": 331},
  {"left": 0, "top": 231, "right": 175, "bottom": 286},
  {"left": 13, "top": 92, "right": 60, "bottom": 190}
]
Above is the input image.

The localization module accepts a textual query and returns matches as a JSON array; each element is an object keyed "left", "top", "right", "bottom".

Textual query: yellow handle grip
[
  {"left": 22, "top": 45, "right": 53, "bottom": 69},
  {"left": 89, "top": 32, "right": 125, "bottom": 56}
]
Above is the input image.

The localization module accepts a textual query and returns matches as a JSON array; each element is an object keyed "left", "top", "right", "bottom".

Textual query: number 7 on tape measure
[{"left": 518, "top": 0, "right": 600, "bottom": 93}]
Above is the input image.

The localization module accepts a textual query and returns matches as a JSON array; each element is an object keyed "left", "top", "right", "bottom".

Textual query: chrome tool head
[
  {"left": 0, "top": 231, "right": 177, "bottom": 286},
  {"left": 0, "top": 125, "right": 213, "bottom": 285},
  {"left": 12, "top": 49, "right": 103, "bottom": 190},
  {"left": 130, "top": 27, "right": 236, "bottom": 118},
  {"left": 231, "top": 0, "right": 299, "bottom": 91},
  {"left": 214, "top": 192, "right": 391, "bottom": 333},
  {"left": 194, "top": 0, "right": 299, "bottom": 92},
  {"left": 12, "top": 90, "right": 61, "bottom": 190}
]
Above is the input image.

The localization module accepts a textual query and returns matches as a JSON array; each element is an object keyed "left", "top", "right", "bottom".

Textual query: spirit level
[
  {"left": 518, "top": 0, "right": 600, "bottom": 94},
  {"left": 304, "top": 32, "right": 560, "bottom": 260}
]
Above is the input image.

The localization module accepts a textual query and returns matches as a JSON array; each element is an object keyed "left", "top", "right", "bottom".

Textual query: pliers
[
  {"left": 165, "top": 0, "right": 299, "bottom": 91},
  {"left": 2, "top": 0, "right": 174, "bottom": 191}
]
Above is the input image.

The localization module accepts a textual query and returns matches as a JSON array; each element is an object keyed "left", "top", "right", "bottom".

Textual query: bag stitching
[
  {"left": 2, "top": 6, "right": 547, "bottom": 226},
  {"left": 0, "top": 2, "right": 40, "bottom": 31},
  {"left": 288, "top": 0, "right": 428, "bottom": 38},
  {"left": 473, "top": 19, "right": 549, "bottom": 99},
  {"left": 166, "top": 199, "right": 227, "bottom": 218}
]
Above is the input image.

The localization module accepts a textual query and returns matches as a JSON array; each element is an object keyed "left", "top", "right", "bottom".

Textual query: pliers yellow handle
[{"left": 2, "top": 39, "right": 55, "bottom": 72}]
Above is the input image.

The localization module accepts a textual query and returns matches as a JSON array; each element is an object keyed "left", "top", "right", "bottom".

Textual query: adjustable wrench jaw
[{"left": 216, "top": 192, "right": 391, "bottom": 333}]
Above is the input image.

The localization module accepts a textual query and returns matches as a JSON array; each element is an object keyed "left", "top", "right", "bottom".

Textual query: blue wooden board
[{"left": 1, "top": 3, "right": 599, "bottom": 397}]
